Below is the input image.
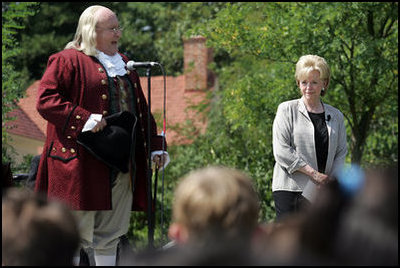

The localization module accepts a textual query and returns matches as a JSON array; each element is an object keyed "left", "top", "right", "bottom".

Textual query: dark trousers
[{"left": 273, "top": 191, "right": 310, "bottom": 221}]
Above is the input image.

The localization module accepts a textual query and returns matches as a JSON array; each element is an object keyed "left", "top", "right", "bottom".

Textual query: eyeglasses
[{"left": 96, "top": 26, "right": 123, "bottom": 33}]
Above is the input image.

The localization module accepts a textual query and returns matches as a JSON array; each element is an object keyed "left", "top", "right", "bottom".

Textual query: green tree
[
  {"left": 165, "top": 2, "right": 398, "bottom": 223},
  {"left": 2, "top": 2, "right": 38, "bottom": 163},
  {"left": 194, "top": 2, "right": 398, "bottom": 164}
]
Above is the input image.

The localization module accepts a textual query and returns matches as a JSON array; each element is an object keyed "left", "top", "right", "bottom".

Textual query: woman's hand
[
  {"left": 311, "top": 170, "right": 330, "bottom": 185},
  {"left": 299, "top": 165, "right": 330, "bottom": 185}
]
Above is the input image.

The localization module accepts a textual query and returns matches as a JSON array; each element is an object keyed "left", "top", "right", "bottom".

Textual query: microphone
[
  {"left": 326, "top": 115, "right": 331, "bottom": 121},
  {"left": 126, "top": 60, "right": 158, "bottom": 70}
]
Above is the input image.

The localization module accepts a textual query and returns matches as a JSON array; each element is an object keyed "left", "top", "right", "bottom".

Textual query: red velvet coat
[{"left": 35, "top": 49, "right": 166, "bottom": 211}]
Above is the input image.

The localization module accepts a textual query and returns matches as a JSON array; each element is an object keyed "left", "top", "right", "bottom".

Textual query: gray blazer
[{"left": 272, "top": 97, "right": 347, "bottom": 192}]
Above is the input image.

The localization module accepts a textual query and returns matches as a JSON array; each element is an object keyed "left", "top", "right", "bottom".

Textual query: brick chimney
[{"left": 183, "top": 36, "right": 214, "bottom": 91}]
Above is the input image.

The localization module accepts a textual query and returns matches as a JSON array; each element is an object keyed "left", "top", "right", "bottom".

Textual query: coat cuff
[{"left": 62, "top": 106, "right": 91, "bottom": 139}]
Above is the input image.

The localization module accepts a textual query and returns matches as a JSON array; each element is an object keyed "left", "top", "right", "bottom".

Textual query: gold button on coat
[
  {"left": 70, "top": 148, "right": 76, "bottom": 154},
  {"left": 76, "top": 115, "right": 81, "bottom": 120},
  {"left": 98, "top": 68, "right": 104, "bottom": 73},
  {"left": 102, "top": 94, "right": 108, "bottom": 100},
  {"left": 101, "top": 79, "right": 107, "bottom": 85},
  {"left": 61, "top": 147, "right": 67, "bottom": 153},
  {"left": 67, "top": 135, "right": 72, "bottom": 139},
  {"left": 102, "top": 111, "right": 108, "bottom": 115},
  {"left": 71, "top": 126, "right": 76, "bottom": 130}
]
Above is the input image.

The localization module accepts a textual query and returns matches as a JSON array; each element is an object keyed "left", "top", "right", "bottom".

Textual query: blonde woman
[{"left": 272, "top": 55, "right": 347, "bottom": 220}]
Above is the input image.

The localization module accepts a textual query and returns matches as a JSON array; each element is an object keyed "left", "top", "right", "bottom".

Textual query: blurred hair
[
  {"left": 2, "top": 188, "right": 80, "bottom": 266},
  {"left": 332, "top": 165, "right": 398, "bottom": 265},
  {"left": 172, "top": 166, "right": 260, "bottom": 243}
]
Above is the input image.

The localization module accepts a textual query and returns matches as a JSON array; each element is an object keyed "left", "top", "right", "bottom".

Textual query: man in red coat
[{"left": 35, "top": 5, "right": 169, "bottom": 266}]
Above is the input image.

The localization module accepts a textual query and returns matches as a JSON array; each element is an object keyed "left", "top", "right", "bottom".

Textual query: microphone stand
[
  {"left": 132, "top": 62, "right": 166, "bottom": 250},
  {"left": 145, "top": 66, "right": 154, "bottom": 249}
]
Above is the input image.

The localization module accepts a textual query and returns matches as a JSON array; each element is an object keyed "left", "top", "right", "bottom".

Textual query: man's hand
[
  {"left": 153, "top": 153, "right": 168, "bottom": 168},
  {"left": 91, "top": 118, "right": 107, "bottom": 133}
]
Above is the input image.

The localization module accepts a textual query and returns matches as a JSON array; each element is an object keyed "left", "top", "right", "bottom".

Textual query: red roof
[{"left": 6, "top": 81, "right": 47, "bottom": 141}]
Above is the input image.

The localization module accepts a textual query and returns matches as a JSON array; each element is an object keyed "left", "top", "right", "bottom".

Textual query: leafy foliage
[
  {"left": 166, "top": 1, "right": 398, "bottom": 228},
  {"left": 2, "top": 2, "right": 38, "bottom": 163},
  {"left": 194, "top": 2, "right": 398, "bottom": 165}
]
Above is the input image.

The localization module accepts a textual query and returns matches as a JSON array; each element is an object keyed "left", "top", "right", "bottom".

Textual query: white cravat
[{"left": 96, "top": 50, "right": 127, "bottom": 77}]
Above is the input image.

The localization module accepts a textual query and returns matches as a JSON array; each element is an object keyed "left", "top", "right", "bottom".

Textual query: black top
[{"left": 308, "top": 111, "right": 329, "bottom": 173}]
